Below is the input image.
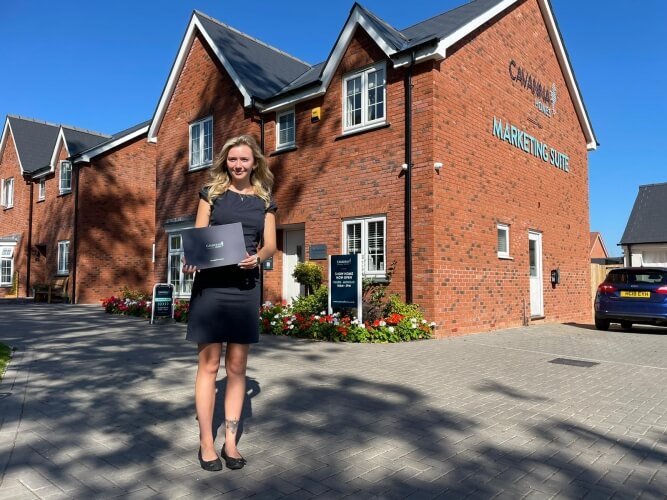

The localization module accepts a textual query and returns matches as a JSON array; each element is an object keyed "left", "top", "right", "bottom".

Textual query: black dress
[{"left": 186, "top": 188, "right": 277, "bottom": 344}]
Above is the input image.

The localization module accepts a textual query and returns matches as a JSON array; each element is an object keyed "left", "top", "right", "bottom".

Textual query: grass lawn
[{"left": 0, "top": 343, "right": 12, "bottom": 382}]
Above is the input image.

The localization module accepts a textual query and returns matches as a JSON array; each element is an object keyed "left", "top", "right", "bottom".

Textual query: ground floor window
[
  {"left": 1, "top": 245, "right": 15, "bottom": 286},
  {"left": 57, "top": 240, "right": 70, "bottom": 275},
  {"left": 343, "top": 216, "right": 386, "bottom": 276},
  {"left": 168, "top": 233, "right": 194, "bottom": 298}
]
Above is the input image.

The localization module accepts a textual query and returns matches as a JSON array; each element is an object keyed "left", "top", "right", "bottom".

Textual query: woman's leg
[
  {"left": 196, "top": 342, "right": 222, "bottom": 461},
  {"left": 223, "top": 343, "right": 250, "bottom": 458}
]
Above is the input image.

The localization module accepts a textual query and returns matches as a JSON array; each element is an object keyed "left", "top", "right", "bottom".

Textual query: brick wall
[
  {"left": 76, "top": 136, "right": 156, "bottom": 303},
  {"left": 429, "top": 0, "right": 591, "bottom": 334},
  {"left": 0, "top": 133, "right": 29, "bottom": 297}
]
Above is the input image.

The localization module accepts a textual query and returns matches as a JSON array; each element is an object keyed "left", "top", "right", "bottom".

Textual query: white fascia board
[
  {"left": 0, "top": 118, "right": 24, "bottom": 175},
  {"left": 537, "top": 0, "right": 597, "bottom": 150},
  {"left": 438, "top": 0, "right": 516, "bottom": 58},
  {"left": 48, "top": 128, "right": 69, "bottom": 174},
  {"left": 264, "top": 9, "right": 399, "bottom": 113},
  {"left": 147, "top": 17, "right": 252, "bottom": 143},
  {"left": 74, "top": 125, "right": 149, "bottom": 163},
  {"left": 391, "top": 44, "right": 442, "bottom": 68}
]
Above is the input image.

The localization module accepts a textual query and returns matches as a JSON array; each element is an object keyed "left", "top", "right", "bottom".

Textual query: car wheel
[
  {"left": 595, "top": 318, "right": 610, "bottom": 331},
  {"left": 620, "top": 321, "right": 633, "bottom": 331}
]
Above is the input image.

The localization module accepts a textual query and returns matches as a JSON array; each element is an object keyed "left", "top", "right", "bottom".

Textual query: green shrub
[
  {"left": 292, "top": 261, "right": 323, "bottom": 295},
  {"left": 291, "top": 286, "right": 328, "bottom": 316}
]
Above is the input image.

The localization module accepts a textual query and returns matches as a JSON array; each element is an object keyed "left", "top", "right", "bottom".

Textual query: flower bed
[
  {"left": 101, "top": 287, "right": 189, "bottom": 322},
  {"left": 259, "top": 302, "right": 435, "bottom": 343}
]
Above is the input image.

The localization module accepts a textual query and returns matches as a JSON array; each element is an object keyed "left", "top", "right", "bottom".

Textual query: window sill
[
  {"left": 187, "top": 164, "right": 212, "bottom": 174},
  {"left": 2, "top": 206, "right": 13, "bottom": 211},
  {"left": 55, "top": 272, "right": 70, "bottom": 277},
  {"left": 270, "top": 145, "right": 297, "bottom": 156},
  {"left": 335, "top": 122, "right": 390, "bottom": 140},
  {"left": 498, "top": 255, "right": 513, "bottom": 260},
  {"left": 363, "top": 276, "right": 389, "bottom": 284},
  {"left": 58, "top": 191, "right": 72, "bottom": 197}
]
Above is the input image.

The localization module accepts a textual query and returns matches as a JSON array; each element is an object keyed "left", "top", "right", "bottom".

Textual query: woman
[{"left": 183, "top": 135, "right": 277, "bottom": 471}]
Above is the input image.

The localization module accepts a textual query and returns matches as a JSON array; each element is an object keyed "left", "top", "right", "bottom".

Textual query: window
[
  {"left": 189, "top": 117, "right": 213, "bottom": 169},
  {"left": 1, "top": 177, "right": 14, "bottom": 208},
  {"left": 343, "top": 63, "right": 386, "bottom": 132},
  {"left": 57, "top": 240, "right": 70, "bottom": 274},
  {"left": 276, "top": 109, "right": 295, "bottom": 149},
  {"left": 497, "top": 224, "right": 510, "bottom": 258},
  {"left": 168, "top": 233, "right": 194, "bottom": 297},
  {"left": 59, "top": 161, "right": 72, "bottom": 194},
  {"left": 38, "top": 178, "right": 46, "bottom": 201},
  {"left": 343, "top": 216, "right": 386, "bottom": 276},
  {"left": 0, "top": 245, "right": 15, "bottom": 286}
]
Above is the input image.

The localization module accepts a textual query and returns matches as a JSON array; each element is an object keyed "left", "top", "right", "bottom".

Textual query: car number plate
[{"left": 620, "top": 291, "right": 650, "bottom": 298}]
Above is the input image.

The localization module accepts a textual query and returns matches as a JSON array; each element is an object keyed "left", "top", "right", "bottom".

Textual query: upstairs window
[
  {"left": 343, "top": 62, "right": 386, "bottom": 132},
  {"left": 189, "top": 116, "right": 213, "bottom": 170},
  {"left": 343, "top": 216, "right": 386, "bottom": 276},
  {"left": 1, "top": 177, "right": 14, "bottom": 208},
  {"left": 276, "top": 109, "right": 295, "bottom": 149},
  {"left": 57, "top": 240, "right": 70, "bottom": 275},
  {"left": 497, "top": 223, "right": 510, "bottom": 259},
  {"left": 38, "top": 178, "right": 46, "bottom": 201},
  {"left": 59, "top": 161, "right": 72, "bottom": 194}
]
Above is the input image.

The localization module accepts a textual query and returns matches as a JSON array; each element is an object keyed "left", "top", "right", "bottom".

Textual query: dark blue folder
[{"left": 181, "top": 222, "right": 247, "bottom": 269}]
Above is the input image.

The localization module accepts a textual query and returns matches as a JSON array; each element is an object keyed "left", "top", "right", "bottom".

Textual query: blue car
[{"left": 594, "top": 267, "right": 667, "bottom": 330}]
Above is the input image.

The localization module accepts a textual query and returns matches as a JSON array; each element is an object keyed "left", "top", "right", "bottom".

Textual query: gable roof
[
  {"left": 0, "top": 115, "right": 110, "bottom": 178},
  {"left": 620, "top": 183, "right": 667, "bottom": 245},
  {"left": 589, "top": 231, "right": 609, "bottom": 257},
  {"left": 70, "top": 120, "right": 151, "bottom": 163},
  {"left": 1, "top": 115, "right": 60, "bottom": 175},
  {"left": 148, "top": 0, "right": 597, "bottom": 150}
]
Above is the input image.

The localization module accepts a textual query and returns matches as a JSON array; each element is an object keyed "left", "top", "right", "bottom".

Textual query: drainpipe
[
  {"left": 252, "top": 97, "right": 266, "bottom": 305},
  {"left": 404, "top": 53, "right": 415, "bottom": 304},
  {"left": 25, "top": 175, "right": 34, "bottom": 297},
  {"left": 71, "top": 161, "right": 80, "bottom": 304}
]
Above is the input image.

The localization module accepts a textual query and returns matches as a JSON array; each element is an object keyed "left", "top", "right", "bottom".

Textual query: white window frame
[
  {"left": 59, "top": 161, "right": 72, "bottom": 194},
  {"left": 0, "top": 245, "right": 15, "bottom": 286},
  {"left": 38, "top": 178, "right": 46, "bottom": 201},
  {"left": 57, "top": 240, "right": 70, "bottom": 275},
  {"left": 497, "top": 223, "right": 510, "bottom": 259},
  {"left": 1, "top": 177, "right": 14, "bottom": 208},
  {"left": 276, "top": 109, "right": 296, "bottom": 150},
  {"left": 168, "top": 232, "right": 195, "bottom": 298},
  {"left": 343, "top": 215, "right": 387, "bottom": 277},
  {"left": 189, "top": 116, "right": 214, "bottom": 170},
  {"left": 342, "top": 62, "right": 386, "bottom": 133}
]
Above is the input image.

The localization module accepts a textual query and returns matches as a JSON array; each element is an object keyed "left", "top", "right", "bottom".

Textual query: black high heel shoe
[
  {"left": 221, "top": 444, "right": 246, "bottom": 470},
  {"left": 198, "top": 448, "right": 223, "bottom": 471}
]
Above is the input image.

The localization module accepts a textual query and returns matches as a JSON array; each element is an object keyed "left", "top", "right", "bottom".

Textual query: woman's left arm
[{"left": 257, "top": 212, "right": 277, "bottom": 264}]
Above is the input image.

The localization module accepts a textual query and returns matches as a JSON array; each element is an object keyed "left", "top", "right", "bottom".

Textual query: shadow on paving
[{"left": 0, "top": 305, "right": 666, "bottom": 497}]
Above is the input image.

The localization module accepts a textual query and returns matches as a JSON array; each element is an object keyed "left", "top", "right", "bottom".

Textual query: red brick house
[
  {"left": 0, "top": 115, "right": 155, "bottom": 303},
  {"left": 147, "top": 0, "right": 597, "bottom": 335}
]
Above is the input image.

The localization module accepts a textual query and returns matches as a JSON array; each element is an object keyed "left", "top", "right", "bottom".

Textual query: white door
[
  {"left": 528, "top": 231, "right": 544, "bottom": 317},
  {"left": 283, "top": 229, "right": 305, "bottom": 303}
]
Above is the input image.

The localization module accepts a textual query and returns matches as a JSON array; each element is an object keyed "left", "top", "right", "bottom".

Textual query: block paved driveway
[{"left": 1, "top": 304, "right": 666, "bottom": 499}]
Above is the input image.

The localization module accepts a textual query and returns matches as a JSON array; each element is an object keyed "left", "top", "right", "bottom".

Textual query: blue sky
[{"left": 2, "top": 1, "right": 665, "bottom": 257}]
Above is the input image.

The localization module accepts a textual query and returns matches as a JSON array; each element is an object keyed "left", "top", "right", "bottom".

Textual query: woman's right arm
[{"left": 182, "top": 199, "right": 212, "bottom": 273}]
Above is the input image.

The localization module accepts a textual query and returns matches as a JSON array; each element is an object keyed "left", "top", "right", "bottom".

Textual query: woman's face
[{"left": 226, "top": 144, "right": 255, "bottom": 183}]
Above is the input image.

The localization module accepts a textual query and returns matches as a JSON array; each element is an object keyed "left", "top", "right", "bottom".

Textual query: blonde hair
[{"left": 204, "top": 135, "right": 274, "bottom": 207}]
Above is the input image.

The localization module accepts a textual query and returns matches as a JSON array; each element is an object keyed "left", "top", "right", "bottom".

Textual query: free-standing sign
[
  {"left": 150, "top": 283, "right": 174, "bottom": 324},
  {"left": 328, "top": 254, "right": 362, "bottom": 317}
]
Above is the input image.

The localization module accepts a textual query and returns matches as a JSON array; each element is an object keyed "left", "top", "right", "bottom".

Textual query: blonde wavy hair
[{"left": 204, "top": 135, "right": 274, "bottom": 208}]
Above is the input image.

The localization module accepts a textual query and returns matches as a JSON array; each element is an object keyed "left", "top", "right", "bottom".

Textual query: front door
[
  {"left": 528, "top": 231, "right": 543, "bottom": 317},
  {"left": 283, "top": 229, "right": 305, "bottom": 303}
]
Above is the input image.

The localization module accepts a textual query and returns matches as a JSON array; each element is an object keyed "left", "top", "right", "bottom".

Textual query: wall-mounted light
[
  {"left": 401, "top": 163, "right": 409, "bottom": 171},
  {"left": 434, "top": 162, "right": 443, "bottom": 171}
]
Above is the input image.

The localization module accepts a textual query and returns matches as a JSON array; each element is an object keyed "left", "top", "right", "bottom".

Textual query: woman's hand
[
  {"left": 182, "top": 256, "right": 198, "bottom": 274},
  {"left": 238, "top": 253, "right": 260, "bottom": 270}
]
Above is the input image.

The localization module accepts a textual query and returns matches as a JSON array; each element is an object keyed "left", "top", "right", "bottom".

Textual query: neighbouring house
[
  {"left": 0, "top": 115, "right": 156, "bottom": 303},
  {"left": 620, "top": 183, "right": 667, "bottom": 267},
  {"left": 147, "top": 0, "right": 597, "bottom": 336},
  {"left": 590, "top": 232, "right": 609, "bottom": 260}
]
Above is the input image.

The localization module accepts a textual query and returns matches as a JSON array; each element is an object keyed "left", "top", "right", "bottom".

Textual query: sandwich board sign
[{"left": 151, "top": 283, "right": 174, "bottom": 324}]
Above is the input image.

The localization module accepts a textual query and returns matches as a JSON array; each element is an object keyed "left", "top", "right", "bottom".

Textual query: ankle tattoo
[{"left": 225, "top": 419, "right": 239, "bottom": 434}]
